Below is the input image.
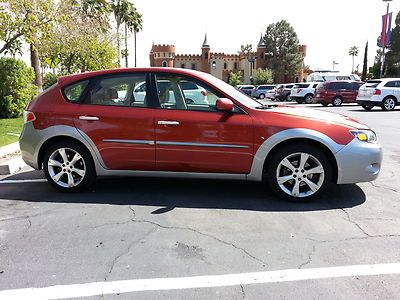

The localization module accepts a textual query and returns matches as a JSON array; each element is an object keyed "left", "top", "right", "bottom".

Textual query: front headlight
[{"left": 350, "top": 130, "right": 377, "bottom": 143}]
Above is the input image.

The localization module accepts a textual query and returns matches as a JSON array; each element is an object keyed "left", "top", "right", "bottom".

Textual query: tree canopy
[{"left": 264, "top": 20, "right": 303, "bottom": 83}]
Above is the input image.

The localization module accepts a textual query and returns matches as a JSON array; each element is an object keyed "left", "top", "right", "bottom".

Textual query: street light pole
[{"left": 380, "top": 0, "right": 392, "bottom": 78}]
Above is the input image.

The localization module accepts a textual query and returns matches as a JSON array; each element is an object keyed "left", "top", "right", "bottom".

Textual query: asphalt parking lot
[{"left": 0, "top": 103, "right": 399, "bottom": 299}]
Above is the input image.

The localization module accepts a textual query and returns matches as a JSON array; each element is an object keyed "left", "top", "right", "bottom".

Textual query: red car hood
[{"left": 270, "top": 106, "right": 370, "bottom": 130}]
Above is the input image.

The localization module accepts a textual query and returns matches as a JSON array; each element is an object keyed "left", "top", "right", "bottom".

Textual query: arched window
[
  {"left": 191, "top": 63, "right": 196, "bottom": 70},
  {"left": 260, "top": 52, "right": 264, "bottom": 59},
  {"left": 233, "top": 62, "right": 238, "bottom": 69},
  {"left": 205, "top": 52, "right": 208, "bottom": 59},
  {"left": 224, "top": 62, "right": 227, "bottom": 70},
  {"left": 181, "top": 63, "right": 185, "bottom": 69},
  {"left": 212, "top": 61, "right": 216, "bottom": 69},
  {"left": 162, "top": 60, "right": 168, "bottom": 67}
]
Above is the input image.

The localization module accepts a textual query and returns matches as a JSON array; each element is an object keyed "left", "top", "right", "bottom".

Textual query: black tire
[
  {"left": 361, "top": 104, "right": 373, "bottom": 111},
  {"left": 304, "top": 94, "right": 314, "bottom": 104},
  {"left": 381, "top": 97, "right": 397, "bottom": 111},
  {"left": 265, "top": 143, "right": 332, "bottom": 202},
  {"left": 285, "top": 95, "right": 291, "bottom": 101},
  {"left": 43, "top": 141, "right": 96, "bottom": 192},
  {"left": 321, "top": 102, "right": 329, "bottom": 107},
  {"left": 332, "top": 96, "right": 343, "bottom": 106},
  {"left": 296, "top": 99, "right": 303, "bottom": 104},
  {"left": 259, "top": 93, "right": 265, "bottom": 99}
]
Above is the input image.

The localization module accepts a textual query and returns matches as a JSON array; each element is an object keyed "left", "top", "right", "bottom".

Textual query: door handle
[
  {"left": 157, "top": 120, "right": 180, "bottom": 125},
  {"left": 79, "top": 116, "right": 99, "bottom": 121}
]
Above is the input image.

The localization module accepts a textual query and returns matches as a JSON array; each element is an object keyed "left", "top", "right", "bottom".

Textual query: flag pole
[{"left": 380, "top": 1, "right": 391, "bottom": 78}]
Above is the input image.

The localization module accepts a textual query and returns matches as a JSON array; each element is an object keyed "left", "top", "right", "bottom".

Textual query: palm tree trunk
[
  {"left": 30, "top": 44, "right": 43, "bottom": 92},
  {"left": 352, "top": 56, "right": 355, "bottom": 73},
  {"left": 124, "top": 22, "right": 128, "bottom": 67},
  {"left": 116, "top": 22, "right": 121, "bottom": 67},
  {"left": 134, "top": 30, "right": 137, "bottom": 67}
]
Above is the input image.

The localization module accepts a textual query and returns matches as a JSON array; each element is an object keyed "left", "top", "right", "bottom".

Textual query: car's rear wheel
[
  {"left": 296, "top": 99, "right": 303, "bottom": 104},
  {"left": 321, "top": 102, "right": 329, "bottom": 107},
  {"left": 381, "top": 97, "right": 396, "bottom": 111},
  {"left": 43, "top": 141, "right": 96, "bottom": 192},
  {"left": 265, "top": 144, "right": 332, "bottom": 202},
  {"left": 332, "top": 97, "right": 343, "bottom": 106},
  {"left": 259, "top": 93, "right": 265, "bottom": 99},
  {"left": 361, "top": 104, "right": 374, "bottom": 111},
  {"left": 305, "top": 94, "right": 314, "bottom": 104}
]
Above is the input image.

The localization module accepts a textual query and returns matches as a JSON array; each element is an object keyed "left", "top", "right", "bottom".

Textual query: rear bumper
[
  {"left": 356, "top": 99, "right": 379, "bottom": 106},
  {"left": 19, "top": 122, "right": 42, "bottom": 170},
  {"left": 335, "top": 138, "right": 382, "bottom": 184}
]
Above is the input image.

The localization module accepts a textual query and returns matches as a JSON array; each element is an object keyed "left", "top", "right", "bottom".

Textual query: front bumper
[{"left": 335, "top": 138, "right": 382, "bottom": 184}]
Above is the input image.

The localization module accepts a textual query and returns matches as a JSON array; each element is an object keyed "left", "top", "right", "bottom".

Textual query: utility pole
[{"left": 332, "top": 61, "right": 339, "bottom": 70}]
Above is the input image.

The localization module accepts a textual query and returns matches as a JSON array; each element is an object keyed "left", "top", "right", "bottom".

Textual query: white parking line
[
  {"left": 0, "top": 179, "right": 47, "bottom": 184},
  {"left": 0, "top": 263, "right": 400, "bottom": 299}
]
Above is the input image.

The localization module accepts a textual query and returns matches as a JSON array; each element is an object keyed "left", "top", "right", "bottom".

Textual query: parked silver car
[{"left": 251, "top": 85, "right": 276, "bottom": 99}]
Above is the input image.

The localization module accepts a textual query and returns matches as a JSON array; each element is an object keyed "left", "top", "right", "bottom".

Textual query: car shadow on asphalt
[{"left": 1, "top": 171, "right": 366, "bottom": 213}]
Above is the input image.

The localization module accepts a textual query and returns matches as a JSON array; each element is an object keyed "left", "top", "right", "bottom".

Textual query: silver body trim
[
  {"left": 156, "top": 141, "right": 249, "bottom": 148},
  {"left": 157, "top": 120, "right": 179, "bottom": 125},
  {"left": 79, "top": 116, "right": 99, "bottom": 121},
  {"left": 103, "top": 139, "right": 155, "bottom": 145}
]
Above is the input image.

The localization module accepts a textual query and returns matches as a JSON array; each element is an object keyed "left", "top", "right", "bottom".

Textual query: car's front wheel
[
  {"left": 259, "top": 93, "right": 265, "bottom": 99},
  {"left": 305, "top": 94, "right": 314, "bottom": 104},
  {"left": 43, "top": 141, "right": 96, "bottom": 192},
  {"left": 265, "top": 144, "right": 332, "bottom": 202},
  {"left": 332, "top": 97, "right": 343, "bottom": 106}
]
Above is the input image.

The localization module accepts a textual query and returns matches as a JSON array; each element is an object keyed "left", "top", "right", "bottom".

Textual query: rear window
[
  {"left": 384, "top": 81, "right": 400, "bottom": 88},
  {"left": 63, "top": 80, "right": 89, "bottom": 102},
  {"left": 258, "top": 85, "right": 274, "bottom": 90},
  {"left": 366, "top": 80, "right": 381, "bottom": 88},
  {"left": 293, "top": 84, "right": 309, "bottom": 89}
]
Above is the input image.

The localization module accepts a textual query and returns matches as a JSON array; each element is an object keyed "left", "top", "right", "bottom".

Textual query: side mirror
[{"left": 216, "top": 98, "right": 234, "bottom": 112}]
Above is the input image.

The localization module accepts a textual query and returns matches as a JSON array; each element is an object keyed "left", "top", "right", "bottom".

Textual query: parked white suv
[
  {"left": 290, "top": 82, "right": 319, "bottom": 104},
  {"left": 357, "top": 78, "right": 400, "bottom": 111}
]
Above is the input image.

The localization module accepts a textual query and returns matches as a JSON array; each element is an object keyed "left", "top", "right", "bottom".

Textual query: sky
[{"left": 128, "top": 0, "right": 400, "bottom": 73}]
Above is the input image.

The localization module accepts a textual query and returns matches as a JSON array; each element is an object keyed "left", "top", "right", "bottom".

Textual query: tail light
[
  {"left": 252, "top": 88, "right": 256, "bottom": 92},
  {"left": 374, "top": 89, "right": 381, "bottom": 95},
  {"left": 201, "top": 90, "right": 207, "bottom": 96},
  {"left": 297, "top": 89, "right": 302, "bottom": 93},
  {"left": 23, "top": 110, "right": 36, "bottom": 124}
]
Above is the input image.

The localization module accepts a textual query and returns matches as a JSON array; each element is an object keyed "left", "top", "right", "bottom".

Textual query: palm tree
[
  {"left": 349, "top": 46, "right": 359, "bottom": 73},
  {"left": 123, "top": 6, "right": 142, "bottom": 67},
  {"left": 110, "top": 0, "right": 131, "bottom": 67}
]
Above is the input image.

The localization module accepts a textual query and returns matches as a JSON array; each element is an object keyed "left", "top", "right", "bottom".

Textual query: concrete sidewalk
[{"left": 0, "top": 142, "right": 26, "bottom": 175}]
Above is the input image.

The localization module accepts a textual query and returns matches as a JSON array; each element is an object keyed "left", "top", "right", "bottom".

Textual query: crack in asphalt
[
  {"left": 22, "top": 217, "right": 32, "bottom": 238},
  {"left": 298, "top": 244, "right": 316, "bottom": 269},
  {"left": 340, "top": 208, "right": 372, "bottom": 237},
  {"left": 369, "top": 182, "right": 399, "bottom": 194},
  {"left": 240, "top": 284, "right": 246, "bottom": 299},
  {"left": 104, "top": 226, "right": 158, "bottom": 282},
  {"left": 128, "top": 206, "right": 268, "bottom": 267}
]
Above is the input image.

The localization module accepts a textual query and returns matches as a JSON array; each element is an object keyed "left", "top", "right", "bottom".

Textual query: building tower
[
  {"left": 256, "top": 34, "right": 266, "bottom": 69},
  {"left": 149, "top": 44, "right": 176, "bottom": 67},
  {"left": 201, "top": 34, "right": 211, "bottom": 73}
]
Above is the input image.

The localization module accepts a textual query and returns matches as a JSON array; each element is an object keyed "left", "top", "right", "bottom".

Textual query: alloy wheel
[
  {"left": 47, "top": 147, "right": 86, "bottom": 188},
  {"left": 276, "top": 152, "right": 325, "bottom": 198},
  {"left": 383, "top": 98, "right": 395, "bottom": 111}
]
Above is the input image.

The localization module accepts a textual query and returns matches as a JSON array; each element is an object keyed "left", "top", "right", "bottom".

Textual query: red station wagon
[
  {"left": 20, "top": 68, "right": 382, "bottom": 201},
  {"left": 314, "top": 81, "right": 364, "bottom": 106}
]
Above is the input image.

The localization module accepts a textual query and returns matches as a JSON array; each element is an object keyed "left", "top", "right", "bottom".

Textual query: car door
[
  {"left": 152, "top": 72, "right": 254, "bottom": 174},
  {"left": 73, "top": 73, "right": 156, "bottom": 170}
]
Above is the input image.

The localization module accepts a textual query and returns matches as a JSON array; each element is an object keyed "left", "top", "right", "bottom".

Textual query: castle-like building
[{"left": 149, "top": 34, "right": 307, "bottom": 84}]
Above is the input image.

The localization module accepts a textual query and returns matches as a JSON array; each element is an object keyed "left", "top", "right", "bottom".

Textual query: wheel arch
[
  {"left": 38, "top": 136, "right": 94, "bottom": 170},
  {"left": 382, "top": 94, "right": 398, "bottom": 103},
  {"left": 247, "top": 128, "right": 343, "bottom": 183}
]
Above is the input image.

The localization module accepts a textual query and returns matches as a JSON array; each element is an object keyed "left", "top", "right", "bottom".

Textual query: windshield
[{"left": 198, "top": 73, "right": 262, "bottom": 108}]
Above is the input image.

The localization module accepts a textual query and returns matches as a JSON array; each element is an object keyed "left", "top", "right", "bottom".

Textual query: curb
[{"left": 0, "top": 142, "right": 26, "bottom": 175}]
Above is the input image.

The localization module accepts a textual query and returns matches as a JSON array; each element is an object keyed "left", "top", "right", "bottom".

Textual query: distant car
[
  {"left": 314, "top": 81, "right": 364, "bottom": 106},
  {"left": 251, "top": 85, "right": 276, "bottom": 99},
  {"left": 275, "top": 84, "right": 295, "bottom": 101},
  {"left": 265, "top": 86, "right": 277, "bottom": 99},
  {"left": 357, "top": 78, "right": 400, "bottom": 111},
  {"left": 237, "top": 85, "right": 254, "bottom": 96},
  {"left": 307, "top": 72, "right": 362, "bottom": 82},
  {"left": 290, "top": 83, "right": 319, "bottom": 104}
]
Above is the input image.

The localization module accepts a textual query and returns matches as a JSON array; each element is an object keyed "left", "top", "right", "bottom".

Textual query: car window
[
  {"left": 294, "top": 84, "right": 309, "bottom": 89},
  {"left": 181, "top": 81, "right": 198, "bottom": 90},
  {"left": 63, "top": 80, "right": 89, "bottom": 102},
  {"left": 329, "top": 82, "right": 342, "bottom": 90},
  {"left": 313, "top": 84, "right": 318, "bottom": 88},
  {"left": 384, "top": 81, "right": 400, "bottom": 88},
  {"left": 155, "top": 74, "right": 224, "bottom": 112},
  {"left": 366, "top": 80, "right": 381, "bottom": 88},
  {"left": 350, "top": 82, "right": 362, "bottom": 90},
  {"left": 88, "top": 74, "right": 147, "bottom": 107}
]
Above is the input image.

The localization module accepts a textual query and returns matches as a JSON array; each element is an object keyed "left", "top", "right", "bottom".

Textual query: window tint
[
  {"left": 366, "top": 80, "right": 381, "bottom": 88},
  {"left": 63, "top": 80, "right": 89, "bottom": 102},
  {"left": 88, "top": 74, "right": 147, "bottom": 107},
  {"left": 384, "top": 81, "right": 400, "bottom": 88},
  {"left": 351, "top": 82, "right": 362, "bottom": 90},
  {"left": 294, "top": 84, "right": 309, "bottom": 88},
  {"left": 155, "top": 74, "right": 224, "bottom": 112},
  {"left": 313, "top": 84, "right": 318, "bottom": 88},
  {"left": 328, "top": 82, "right": 344, "bottom": 90}
]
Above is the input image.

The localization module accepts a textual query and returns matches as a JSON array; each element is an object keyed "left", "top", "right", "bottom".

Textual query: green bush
[
  {"left": 0, "top": 57, "right": 38, "bottom": 118},
  {"left": 43, "top": 73, "right": 60, "bottom": 90}
]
